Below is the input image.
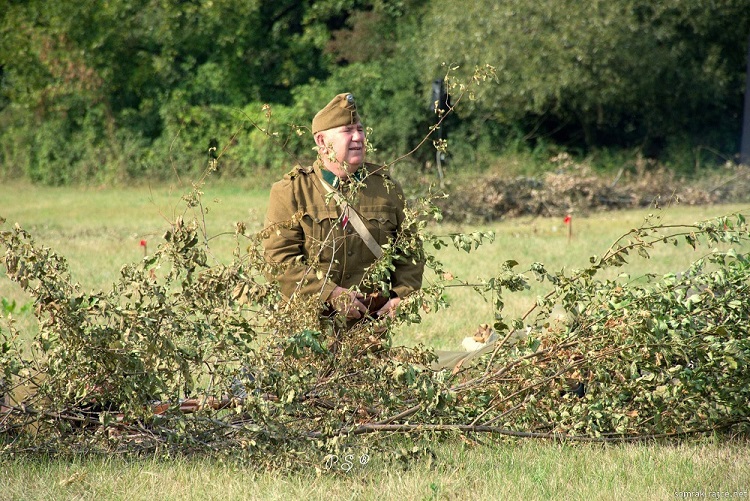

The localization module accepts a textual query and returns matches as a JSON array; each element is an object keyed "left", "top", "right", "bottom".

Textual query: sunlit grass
[
  {"left": 2, "top": 438, "right": 749, "bottom": 500},
  {"left": 0, "top": 180, "right": 270, "bottom": 298}
]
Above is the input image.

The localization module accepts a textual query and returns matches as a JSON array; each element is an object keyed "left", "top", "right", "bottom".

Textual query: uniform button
[
  {"left": 345, "top": 273, "right": 351, "bottom": 279},
  {"left": 347, "top": 250, "right": 353, "bottom": 256},
  {"left": 347, "top": 228, "right": 353, "bottom": 234}
]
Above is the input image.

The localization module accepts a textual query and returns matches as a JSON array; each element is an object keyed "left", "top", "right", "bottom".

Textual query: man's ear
[{"left": 314, "top": 131, "right": 327, "bottom": 150}]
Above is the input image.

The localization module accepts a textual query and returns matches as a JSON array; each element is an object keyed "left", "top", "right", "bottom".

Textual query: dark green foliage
[
  {"left": 0, "top": 0, "right": 382, "bottom": 183},
  {"left": 418, "top": 0, "right": 750, "bottom": 161},
  {"left": 2, "top": 0, "right": 748, "bottom": 184}
]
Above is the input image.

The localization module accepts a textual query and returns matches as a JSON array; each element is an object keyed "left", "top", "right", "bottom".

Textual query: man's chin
[{"left": 345, "top": 155, "right": 364, "bottom": 167}]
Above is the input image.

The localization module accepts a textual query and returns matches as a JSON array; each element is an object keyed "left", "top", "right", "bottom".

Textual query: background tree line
[{"left": 0, "top": 0, "right": 748, "bottom": 185}]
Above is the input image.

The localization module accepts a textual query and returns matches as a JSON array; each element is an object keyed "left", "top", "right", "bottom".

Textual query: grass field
[
  {"left": 2, "top": 440, "right": 749, "bottom": 500},
  {"left": 2, "top": 180, "right": 750, "bottom": 499}
]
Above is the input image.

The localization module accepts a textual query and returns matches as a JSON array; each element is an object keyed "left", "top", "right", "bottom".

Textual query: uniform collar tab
[
  {"left": 320, "top": 164, "right": 365, "bottom": 189},
  {"left": 321, "top": 168, "right": 340, "bottom": 189}
]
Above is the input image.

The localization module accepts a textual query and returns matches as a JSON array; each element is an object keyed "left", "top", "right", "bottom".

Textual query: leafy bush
[
  {"left": 2, "top": 185, "right": 750, "bottom": 468},
  {"left": 2, "top": 69, "right": 749, "bottom": 470}
]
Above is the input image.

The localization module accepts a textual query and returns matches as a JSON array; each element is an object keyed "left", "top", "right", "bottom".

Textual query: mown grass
[
  {"left": 2, "top": 439, "right": 749, "bottom": 500},
  {"left": 2, "top": 180, "right": 750, "bottom": 499}
]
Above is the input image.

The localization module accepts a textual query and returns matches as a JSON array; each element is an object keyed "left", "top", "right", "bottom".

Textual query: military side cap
[{"left": 312, "top": 93, "right": 359, "bottom": 134}]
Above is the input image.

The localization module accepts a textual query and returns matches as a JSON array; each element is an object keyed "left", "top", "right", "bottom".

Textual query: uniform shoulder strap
[{"left": 319, "top": 177, "right": 383, "bottom": 259}]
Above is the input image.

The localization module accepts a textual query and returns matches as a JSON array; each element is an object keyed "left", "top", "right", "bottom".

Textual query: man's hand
[
  {"left": 329, "top": 286, "right": 368, "bottom": 320},
  {"left": 375, "top": 296, "right": 401, "bottom": 319}
]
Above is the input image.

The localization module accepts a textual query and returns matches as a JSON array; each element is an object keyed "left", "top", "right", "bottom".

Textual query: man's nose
[{"left": 352, "top": 129, "right": 364, "bottom": 141}]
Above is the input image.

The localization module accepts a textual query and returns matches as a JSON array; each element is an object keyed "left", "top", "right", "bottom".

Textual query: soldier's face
[{"left": 318, "top": 122, "right": 366, "bottom": 177}]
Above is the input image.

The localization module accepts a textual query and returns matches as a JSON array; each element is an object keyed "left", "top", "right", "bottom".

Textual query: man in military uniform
[{"left": 263, "top": 93, "right": 424, "bottom": 323}]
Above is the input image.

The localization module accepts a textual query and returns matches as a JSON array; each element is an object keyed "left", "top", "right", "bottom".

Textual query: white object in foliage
[{"left": 462, "top": 323, "right": 498, "bottom": 351}]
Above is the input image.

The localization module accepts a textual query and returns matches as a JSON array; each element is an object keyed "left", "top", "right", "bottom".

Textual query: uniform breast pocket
[
  {"left": 361, "top": 206, "right": 399, "bottom": 245},
  {"left": 302, "top": 205, "right": 341, "bottom": 263}
]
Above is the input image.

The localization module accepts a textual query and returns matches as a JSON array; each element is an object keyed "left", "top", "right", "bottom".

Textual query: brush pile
[
  {"left": 2, "top": 189, "right": 750, "bottom": 469},
  {"left": 438, "top": 157, "right": 750, "bottom": 222}
]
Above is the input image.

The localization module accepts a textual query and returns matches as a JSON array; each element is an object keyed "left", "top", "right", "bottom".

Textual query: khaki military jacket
[{"left": 263, "top": 162, "right": 424, "bottom": 302}]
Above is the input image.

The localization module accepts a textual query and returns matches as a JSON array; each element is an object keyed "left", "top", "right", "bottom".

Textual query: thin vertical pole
[
  {"left": 436, "top": 127, "right": 445, "bottom": 189},
  {"left": 741, "top": 34, "right": 750, "bottom": 165}
]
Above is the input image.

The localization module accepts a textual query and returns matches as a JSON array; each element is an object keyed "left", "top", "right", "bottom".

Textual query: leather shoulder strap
[{"left": 319, "top": 178, "right": 383, "bottom": 259}]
